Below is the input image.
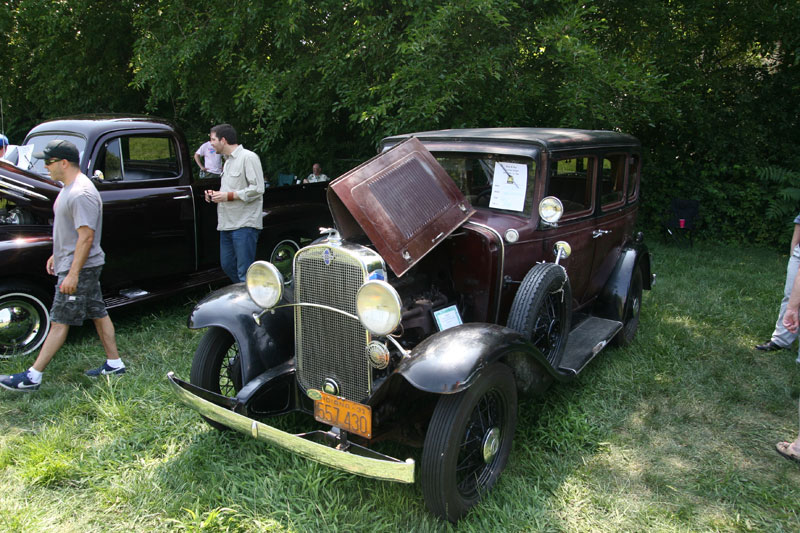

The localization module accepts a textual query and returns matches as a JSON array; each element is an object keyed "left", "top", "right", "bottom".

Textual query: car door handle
[
  {"left": 173, "top": 194, "right": 191, "bottom": 200},
  {"left": 592, "top": 229, "right": 611, "bottom": 239}
]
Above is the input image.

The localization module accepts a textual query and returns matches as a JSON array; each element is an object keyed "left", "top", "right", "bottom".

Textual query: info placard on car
[{"left": 313, "top": 391, "right": 373, "bottom": 438}]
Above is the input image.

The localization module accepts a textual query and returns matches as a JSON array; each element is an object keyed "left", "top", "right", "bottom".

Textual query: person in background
[
  {"left": 194, "top": 139, "right": 222, "bottom": 179},
  {"left": 0, "top": 140, "right": 125, "bottom": 392},
  {"left": 756, "top": 213, "right": 800, "bottom": 360},
  {"left": 204, "top": 124, "right": 265, "bottom": 283},
  {"left": 775, "top": 261, "right": 800, "bottom": 464},
  {"left": 0, "top": 134, "right": 9, "bottom": 160},
  {"left": 303, "top": 163, "right": 329, "bottom": 183}
]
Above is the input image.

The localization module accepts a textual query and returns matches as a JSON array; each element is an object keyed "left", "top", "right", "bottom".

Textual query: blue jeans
[{"left": 220, "top": 227, "right": 260, "bottom": 283}]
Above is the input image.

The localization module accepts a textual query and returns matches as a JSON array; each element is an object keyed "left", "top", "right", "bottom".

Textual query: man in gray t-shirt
[{"left": 0, "top": 140, "right": 126, "bottom": 392}]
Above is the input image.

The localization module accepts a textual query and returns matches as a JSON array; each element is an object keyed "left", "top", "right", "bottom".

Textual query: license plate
[{"left": 314, "top": 391, "right": 372, "bottom": 438}]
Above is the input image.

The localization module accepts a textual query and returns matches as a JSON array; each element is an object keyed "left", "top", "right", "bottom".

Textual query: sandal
[{"left": 776, "top": 441, "right": 800, "bottom": 464}]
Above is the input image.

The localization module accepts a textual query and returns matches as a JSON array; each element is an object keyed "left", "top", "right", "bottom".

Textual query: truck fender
[
  {"left": 396, "top": 323, "right": 555, "bottom": 395},
  {"left": 189, "top": 283, "right": 293, "bottom": 383},
  {"left": 594, "top": 244, "right": 651, "bottom": 323}
]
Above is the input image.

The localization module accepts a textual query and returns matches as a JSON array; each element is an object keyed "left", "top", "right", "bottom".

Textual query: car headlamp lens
[
  {"left": 246, "top": 261, "right": 283, "bottom": 309},
  {"left": 539, "top": 196, "right": 564, "bottom": 224},
  {"left": 356, "top": 280, "right": 402, "bottom": 336}
]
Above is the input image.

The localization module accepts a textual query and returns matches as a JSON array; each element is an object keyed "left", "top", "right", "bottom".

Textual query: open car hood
[
  {"left": 0, "top": 160, "right": 61, "bottom": 209},
  {"left": 327, "top": 137, "right": 475, "bottom": 277}
]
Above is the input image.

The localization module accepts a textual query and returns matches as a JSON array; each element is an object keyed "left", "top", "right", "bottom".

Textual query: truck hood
[
  {"left": 0, "top": 159, "right": 61, "bottom": 210},
  {"left": 327, "top": 137, "right": 475, "bottom": 277}
]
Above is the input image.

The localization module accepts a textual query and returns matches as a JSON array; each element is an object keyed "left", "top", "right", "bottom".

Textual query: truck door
[{"left": 89, "top": 132, "right": 196, "bottom": 291}]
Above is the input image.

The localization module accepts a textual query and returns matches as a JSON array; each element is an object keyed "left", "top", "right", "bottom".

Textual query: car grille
[{"left": 294, "top": 246, "right": 371, "bottom": 402}]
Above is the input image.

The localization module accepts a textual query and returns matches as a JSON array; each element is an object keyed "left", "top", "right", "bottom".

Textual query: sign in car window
[{"left": 489, "top": 162, "right": 527, "bottom": 212}]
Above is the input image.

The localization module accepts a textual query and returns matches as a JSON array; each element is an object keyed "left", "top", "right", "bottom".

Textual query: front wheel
[
  {"left": 0, "top": 283, "right": 51, "bottom": 359},
  {"left": 190, "top": 327, "right": 243, "bottom": 430},
  {"left": 421, "top": 363, "right": 518, "bottom": 522}
]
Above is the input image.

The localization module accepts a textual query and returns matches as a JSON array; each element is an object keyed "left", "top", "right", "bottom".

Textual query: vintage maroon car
[
  {"left": 0, "top": 115, "right": 331, "bottom": 357},
  {"left": 168, "top": 128, "right": 653, "bottom": 521}
]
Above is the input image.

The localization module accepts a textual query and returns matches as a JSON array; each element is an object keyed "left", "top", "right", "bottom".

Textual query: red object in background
[{"left": 679, "top": 218, "right": 685, "bottom": 228}]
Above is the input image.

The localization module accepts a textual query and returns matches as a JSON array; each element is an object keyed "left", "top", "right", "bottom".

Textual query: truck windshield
[
  {"left": 434, "top": 154, "right": 537, "bottom": 217},
  {"left": 21, "top": 134, "right": 87, "bottom": 177}
]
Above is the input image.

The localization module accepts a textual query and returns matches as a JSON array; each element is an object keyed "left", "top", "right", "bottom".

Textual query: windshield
[
  {"left": 434, "top": 153, "right": 537, "bottom": 217},
  {"left": 21, "top": 134, "right": 87, "bottom": 176}
]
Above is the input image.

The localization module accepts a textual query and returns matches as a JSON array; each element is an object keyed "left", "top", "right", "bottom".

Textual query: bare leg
[
  {"left": 92, "top": 315, "right": 120, "bottom": 360},
  {"left": 795, "top": 397, "right": 800, "bottom": 446},
  {"left": 31, "top": 322, "right": 70, "bottom": 372}
]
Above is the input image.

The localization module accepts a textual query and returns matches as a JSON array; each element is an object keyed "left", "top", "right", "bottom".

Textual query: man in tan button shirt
[{"left": 205, "top": 124, "right": 265, "bottom": 282}]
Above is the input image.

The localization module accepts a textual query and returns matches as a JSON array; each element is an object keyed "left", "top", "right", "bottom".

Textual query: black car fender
[
  {"left": 594, "top": 243, "right": 652, "bottom": 323},
  {"left": 395, "top": 323, "right": 557, "bottom": 395},
  {"left": 189, "top": 284, "right": 294, "bottom": 383},
  {"left": 0, "top": 229, "right": 56, "bottom": 290}
]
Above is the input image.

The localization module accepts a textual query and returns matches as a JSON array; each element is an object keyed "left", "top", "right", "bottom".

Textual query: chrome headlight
[
  {"left": 539, "top": 196, "right": 564, "bottom": 224},
  {"left": 246, "top": 261, "right": 283, "bottom": 309},
  {"left": 356, "top": 280, "right": 402, "bottom": 336}
]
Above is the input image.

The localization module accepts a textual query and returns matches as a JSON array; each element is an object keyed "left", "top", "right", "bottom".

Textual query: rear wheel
[
  {"left": 613, "top": 264, "right": 643, "bottom": 347},
  {"left": 421, "top": 363, "right": 518, "bottom": 522},
  {"left": 0, "top": 283, "right": 51, "bottom": 359},
  {"left": 190, "top": 327, "right": 243, "bottom": 430}
]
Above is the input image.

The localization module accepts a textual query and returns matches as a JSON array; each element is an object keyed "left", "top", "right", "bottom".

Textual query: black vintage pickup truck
[{"left": 0, "top": 115, "right": 331, "bottom": 358}]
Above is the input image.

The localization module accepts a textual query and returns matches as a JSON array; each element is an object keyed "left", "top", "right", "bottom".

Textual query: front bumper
[{"left": 167, "top": 372, "right": 415, "bottom": 483}]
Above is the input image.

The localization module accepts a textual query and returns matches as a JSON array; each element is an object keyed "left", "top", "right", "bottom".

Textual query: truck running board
[{"left": 558, "top": 317, "right": 622, "bottom": 376}]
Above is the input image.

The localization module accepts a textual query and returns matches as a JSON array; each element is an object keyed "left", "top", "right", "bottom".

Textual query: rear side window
[
  {"left": 600, "top": 154, "right": 627, "bottom": 209},
  {"left": 627, "top": 154, "right": 640, "bottom": 201},
  {"left": 547, "top": 156, "right": 596, "bottom": 215}
]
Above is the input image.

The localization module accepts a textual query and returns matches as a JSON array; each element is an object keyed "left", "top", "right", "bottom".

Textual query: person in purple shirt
[{"left": 194, "top": 140, "right": 223, "bottom": 179}]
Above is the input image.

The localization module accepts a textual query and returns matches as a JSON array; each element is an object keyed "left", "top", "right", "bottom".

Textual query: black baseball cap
[{"left": 33, "top": 139, "right": 80, "bottom": 163}]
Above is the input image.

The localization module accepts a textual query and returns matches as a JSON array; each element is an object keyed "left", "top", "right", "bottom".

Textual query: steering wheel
[{"left": 475, "top": 188, "right": 492, "bottom": 207}]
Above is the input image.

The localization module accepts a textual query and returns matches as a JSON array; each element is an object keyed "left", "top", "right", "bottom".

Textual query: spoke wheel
[
  {"left": 190, "top": 327, "right": 243, "bottom": 430},
  {"left": 421, "top": 363, "right": 517, "bottom": 522},
  {"left": 269, "top": 239, "right": 300, "bottom": 285},
  {"left": 507, "top": 263, "right": 572, "bottom": 366},
  {"left": 613, "top": 264, "right": 643, "bottom": 347},
  {"left": 0, "top": 283, "right": 51, "bottom": 359}
]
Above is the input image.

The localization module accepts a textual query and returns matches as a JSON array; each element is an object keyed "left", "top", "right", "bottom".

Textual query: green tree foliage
[
  {"left": 2, "top": 0, "right": 798, "bottom": 246},
  {"left": 0, "top": 0, "right": 144, "bottom": 140}
]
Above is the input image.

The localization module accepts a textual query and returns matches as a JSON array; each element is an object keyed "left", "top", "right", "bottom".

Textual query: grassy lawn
[{"left": 2, "top": 240, "right": 800, "bottom": 532}]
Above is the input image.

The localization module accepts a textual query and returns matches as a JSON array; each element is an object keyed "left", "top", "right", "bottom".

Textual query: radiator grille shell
[{"left": 294, "top": 243, "right": 385, "bottom": 402}]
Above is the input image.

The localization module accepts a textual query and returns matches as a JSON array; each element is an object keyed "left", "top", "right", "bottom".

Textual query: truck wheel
[
  {"left": 0, "top": 283, "right": 51, "bottom": 359},
  {"left": 190, "top": 327, "right": 243, "bottom": 430},
  {"left": 613, "top": 264, "right": 643, "bottom": 347},
  {"left": 421, "top": 363, "right": 517, "bottom": 522},
  {"left": 507, "top": 263, "right": 572, "bottom": 366},
  {"left": 269, "top": 238, "right": 300, "bottom": 285}
]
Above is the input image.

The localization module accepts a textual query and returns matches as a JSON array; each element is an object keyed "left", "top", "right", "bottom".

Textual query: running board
[
  {"left": 558, "top": 317, "right": 622, "bottom": 376},
  {"left": 103, "top": 268, "right": 225, "bottom": 308}
]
